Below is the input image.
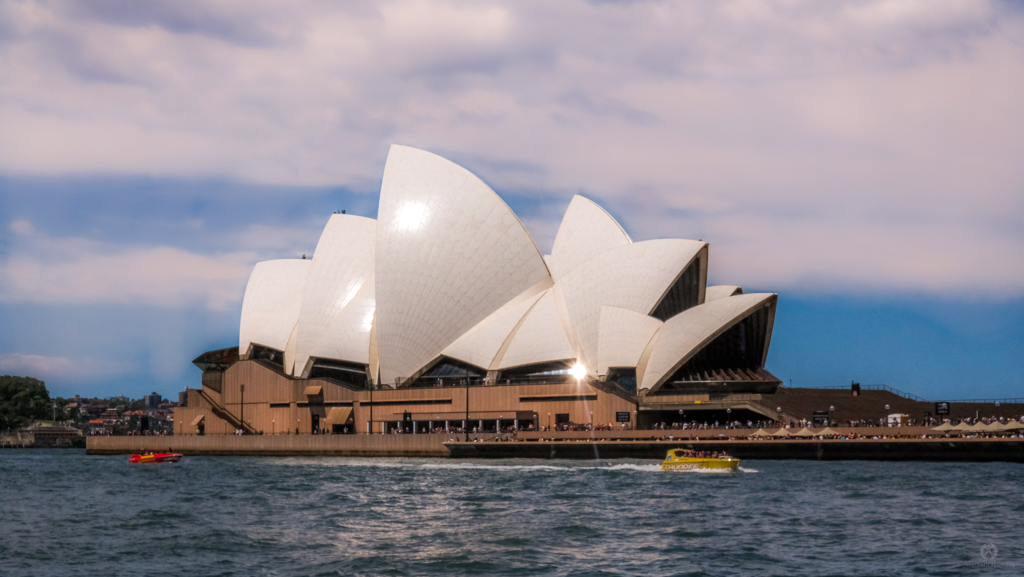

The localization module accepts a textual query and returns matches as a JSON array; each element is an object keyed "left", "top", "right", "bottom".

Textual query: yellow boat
[{"left": 662, "top": 449, "right": 739, "bottom": 471}]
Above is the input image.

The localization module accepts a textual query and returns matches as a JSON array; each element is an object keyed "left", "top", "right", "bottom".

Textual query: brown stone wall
[
  {"left": 176, "top": 360, "right": 639, "bottom": 435},
  {"left": 173, "top": 389, "right": 233, "bottom": 436}
]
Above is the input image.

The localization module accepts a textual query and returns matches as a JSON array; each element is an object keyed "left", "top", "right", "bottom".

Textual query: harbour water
[{"left": 1, "top": 450, "right": 1020, "bottom": 576}]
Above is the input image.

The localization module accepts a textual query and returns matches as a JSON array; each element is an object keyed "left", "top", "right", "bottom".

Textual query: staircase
[{"left": 195, "top": 389, "right": 257, "bottom": 434}]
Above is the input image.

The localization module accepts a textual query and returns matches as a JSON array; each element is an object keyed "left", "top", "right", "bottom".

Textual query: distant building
[
  {"left": 145, "top": 392, "right": 162, "bottom": 410},
  {"left": 22, "top": 425, "right": 83, "bottom": 447}
]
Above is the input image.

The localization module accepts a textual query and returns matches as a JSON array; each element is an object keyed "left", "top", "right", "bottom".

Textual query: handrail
[
  {"left": 936, "top": 398, "right": 1024, "bottom": 404},
  {"left": 779, "top": 385, "right": 1023, "bottom": 404},
  {"left": 779, "top": 384, "right": 927, "bottom": 402}
]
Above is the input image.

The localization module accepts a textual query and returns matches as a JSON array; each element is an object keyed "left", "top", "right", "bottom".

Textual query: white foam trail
[
  {"left": 422, "top": 462, "right": 721, "bottom": 473},
  {"left": 422, "top": 462, "right": 759, "bottom": 474},
  {"left": 600, "top": 463, "right": 662, "bottom": 472},
  {"left": 421, "top": 463, "right": 569, "bottom": 471}
]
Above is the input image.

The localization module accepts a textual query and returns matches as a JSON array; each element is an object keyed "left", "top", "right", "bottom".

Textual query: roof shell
[
  {"left": 306, "top": 272, "right": 377, "bottom": 368},
  {"left": 705, "top": 285, "right": 743, "bottom": 302},
  {"left": 597, "top": 306, "right": 663, "bottom": 375},
  {"left": 442, "top": 282, "right": 548, "bottom": 370},
  {"left": 374, "top": 145, "right": 552, "bottom": 384},
  {"left": 238, "top": 259, "right": 311, "bottom": 357},
  {"left": 639, "top": 292, "right": 777, "bottom": 392},
  {"left": 549, "top": 195, "right": 631, "bottom": 281},
  {"left": 555, "top": 238, "right": 706, "bottom": 372},
  {"left": 293, "top": 215, "right": 376, "bottom": 374},
  {"left": 498, "top": 290, "right": 576, "bottom": 369}
]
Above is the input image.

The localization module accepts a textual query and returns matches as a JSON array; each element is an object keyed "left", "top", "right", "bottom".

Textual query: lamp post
[
  {"left": 996, "top": 401, "right": 1001, "bottom": 420},
  {"left": 633, "top": 410, "right": 637, "bottom": 431},
  {"left": 726, "top": 408, "right": 731, "bottom": 429},
  {"left": 547, "top": 412, "right": 551, "bottom": 432},
  {"left": 884, "top": 404, "right": 890, "bottom": 427},
  {"left": 829, "top": 405, "right": 835, "bottom": 427},
  {"left": 272, "top": 420, "right": 275, "bottom": 435},
  {"left": 240, "top": 384, "right": 245, "bottom": 433},
  {"left": 777, "top": 407, "right": 782, "bottom": 427}
]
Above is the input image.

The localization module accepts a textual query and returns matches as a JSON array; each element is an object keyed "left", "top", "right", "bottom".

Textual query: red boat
[{"left": 128, "top": 453, "right": 183, "bottom": 464}]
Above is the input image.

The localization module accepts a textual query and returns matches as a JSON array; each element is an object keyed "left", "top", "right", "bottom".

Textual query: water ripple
[{"left": 1, "top": 450, "right": 1021, "bottom": 576}]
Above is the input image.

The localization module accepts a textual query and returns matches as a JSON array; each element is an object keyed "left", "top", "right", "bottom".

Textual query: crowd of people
[{"left": 673, "top": 450, "right": 725, "bottom": 458}]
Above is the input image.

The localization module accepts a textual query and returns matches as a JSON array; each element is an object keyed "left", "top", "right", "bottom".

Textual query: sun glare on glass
[{"left": 569, "top": 362, "right": 586, "bottom": 380}]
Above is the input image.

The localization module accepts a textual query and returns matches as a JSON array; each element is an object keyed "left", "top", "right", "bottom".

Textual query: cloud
[
  {"left": 0, "top": 353, "right": 136, "bottom": 381},
  {"left": 0, "top": 222, "right": 258, "bottom": 309},
  {"left": 0, "top": 0, "right": 1022, "bottom": 297},
  {"left": 9, "top": 220, "right": 34, "bottom": 235}
]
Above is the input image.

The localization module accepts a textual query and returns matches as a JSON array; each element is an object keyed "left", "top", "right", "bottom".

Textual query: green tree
[{"left": 0, "top": 375, "right": 53, "bottom": 431}]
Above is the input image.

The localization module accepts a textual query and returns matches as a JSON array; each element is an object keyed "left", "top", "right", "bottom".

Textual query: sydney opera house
[{"left": 175, "top": 145, "right": 780, "bottom": 436}]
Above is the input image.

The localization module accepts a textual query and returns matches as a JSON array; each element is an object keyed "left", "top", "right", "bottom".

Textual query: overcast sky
[{"left": 1, "top": 0, "right": 1022, "bottom": 401}]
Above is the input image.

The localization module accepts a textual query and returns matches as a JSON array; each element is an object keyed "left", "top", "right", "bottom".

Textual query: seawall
[
  {"left": 87, "top": 434, "right": 450, "bottom": 457},
  {"left": 447, "top": 437, "right": 1024, "bottom": 462},
  {"left": 88, "top": 428, "right": 1024, "bottom": 462}
]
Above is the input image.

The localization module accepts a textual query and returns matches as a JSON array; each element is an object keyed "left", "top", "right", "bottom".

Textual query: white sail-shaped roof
[
  {"left": 639, "top": 293, "right": 777, "bottom": 393},
  {"left": 233, "top": 146, "right": 781, "bottom": 393},
  {"left": 306, "top": 272, "right": 376, "bottom": 368},
  {"left": 442, "top": 282, "right": 548, "bottom": 370},
  {"left": 375, "top": 145, "right": 552, "bottom": 384},
  {"left": 705, "top": 285, "right": 742, "bottom": 302},
  {"left": 293, "top": 215, "right": 376, "bottom": 375},
  {"left": 597, "top": 306, "right": 663, "bottom": 375},
  {"left": 549, "top": 195, "right": 631, "bottom": 281},
  {"left": 556, "top": 239, "right": 706, "bottom": 372},
  {"left": 498, "top": 290, "right": 576, "bottom": 369},
  {"left": 239, "top": 259, "right": 311, "bottom": 357}
]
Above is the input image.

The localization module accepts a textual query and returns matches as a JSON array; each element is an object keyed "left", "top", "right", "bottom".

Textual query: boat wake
[
  {"left": 421, "top": 463, "right": 570, "bottom": 471},
  {"left": 421, "top": 462, "right": 758, "bottom": 473}
]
